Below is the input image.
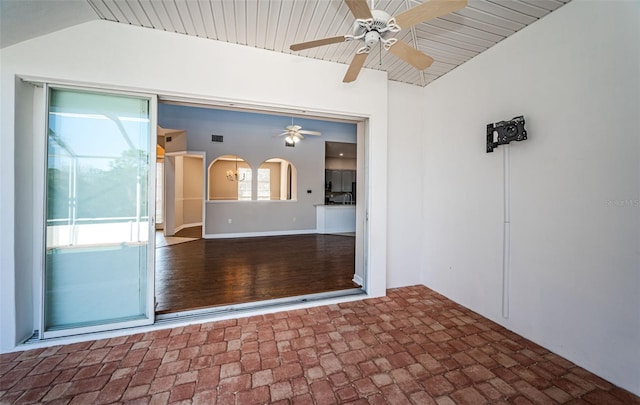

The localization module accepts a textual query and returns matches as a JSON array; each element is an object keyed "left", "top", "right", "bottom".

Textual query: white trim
[
  {"left": 174, "top": 222, "right": 203, "bottom": 233},
  {"left": 16, "top": 289, "right": 368, "bottom": 350},
  {"left": 200, "top": 152, "right": 207, "bottom": 240},
  {"left": 164, "top": 150, "right": 203, "bottom": 157},
  {"left": 205, "top": 228, "right": 317, "bottom": 239},
  {"left": 159, "top": 96, "right": 362, "bottom": 124},
  {"left": 148, "top": 94, "right": 158, "bottom": 327},
  {"left": 205, "top": 199, "right": 299, "bottom": 203},
  {"left": 37, "top": 84, "right": 48, "bottom": 339},
  {"left": 156, "top": 288, "right": 364, "bottom": 321},
  {"left": 41, "top": 316, "right": 152, "bottom": 340},
  {"left": 17, "top": 76, "right": 366, "bottom": 124},
  {"left": 352, "top": 274, "right": 364, "bottom": 286}
]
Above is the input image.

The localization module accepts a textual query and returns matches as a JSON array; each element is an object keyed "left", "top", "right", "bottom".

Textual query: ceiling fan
[
  {"left": 290, "top": 0, "right": 467, "bottom": 83},
  {"left": 275, "top": 122, "right": 322, "bottom": 145}
]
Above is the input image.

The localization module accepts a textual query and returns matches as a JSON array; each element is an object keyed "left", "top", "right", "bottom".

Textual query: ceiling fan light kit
[
  {"left": 290, "top": 0, "right": 467, "bottom": 83},
  {"left": 285, "top": 134, "right": 300, "bottom": 145},
  {"left": 275, "top": 121, "right": 322, "bottom": 146},
  {"left": 347, "top": 9, "right": 399, "bottom": 52}
]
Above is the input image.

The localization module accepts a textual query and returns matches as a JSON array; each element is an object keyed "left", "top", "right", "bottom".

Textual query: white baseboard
[
  {"left": 174, "top": 222, "right": 202, "bottom": 233},
  {"left": 352, "top": 274, "right": 364, "bottom": 287},
  {"left": 204, "top": 229, "right": 318, "bottom": 239}
]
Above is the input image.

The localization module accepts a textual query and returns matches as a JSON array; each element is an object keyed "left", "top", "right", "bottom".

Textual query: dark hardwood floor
[
  {"left": 155, "top": 233, "right": 359, "bottom": 314},
  {"left": 173, "top": 226, "right": 203, "bottom": 238}
]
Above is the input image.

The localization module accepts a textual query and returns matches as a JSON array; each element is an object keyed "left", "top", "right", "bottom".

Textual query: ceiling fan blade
[
  {"left": 273, "top": 131, "right": 288, "bottom": 137},
  {"left": 299, "top": 130, "right": 322, "bottom": 136},
  {"left": 292, "top": 125, "right": 302, "bottom": 131},
  {"left": 387, "top": 40, "right": 434, "bottom": 70},
  {"left": 395, "top": 0, "right": 467, "bottom": 29},
  {"left": 290, "top": 36, "right": 346, "bottom": 52},
  {"left": 343, "top": 52, "right": 369, "bottom": 83},
  {"left": 345, "top": 0, "right": 373, "bottom": 19}
]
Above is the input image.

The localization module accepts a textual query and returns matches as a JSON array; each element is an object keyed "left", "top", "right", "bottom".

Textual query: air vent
[{"left": 211, "top": 135, "right": 224, "bottom": 142}]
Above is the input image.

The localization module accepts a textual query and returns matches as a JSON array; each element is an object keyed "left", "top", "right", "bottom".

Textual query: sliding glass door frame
[{"left": 41, "top": 83, "right": 157, "bottom": 339}]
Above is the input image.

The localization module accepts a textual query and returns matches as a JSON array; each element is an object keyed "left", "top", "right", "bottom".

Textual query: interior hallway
[{"left": 1, "top": 285, "right": 637, "bottom": 404}]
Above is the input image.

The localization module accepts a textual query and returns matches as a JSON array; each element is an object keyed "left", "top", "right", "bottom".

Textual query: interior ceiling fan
[
  {"left": 275, "top": 121, "right": 322, "bottom": 145},
  {"left": 290, "top": 0, "right": 467, "bottom": 83}
]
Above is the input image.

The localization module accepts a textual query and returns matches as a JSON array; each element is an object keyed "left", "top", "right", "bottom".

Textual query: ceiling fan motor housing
[
  {"left": 364, "top": 31, "right": 380, "bottom": 47},
  {"left": 353, "top": 9, "right": 393, "bottom": 44}
]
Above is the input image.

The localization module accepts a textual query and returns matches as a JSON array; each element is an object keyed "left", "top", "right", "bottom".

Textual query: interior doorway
[
  {"left": 155, "top": 145, "right": 165, "bottom": 231},
  {"left": 161, "top": 152, "right": 205, "bottom": 238},
  {"left": 153, "top": 101, "right": 366, "bottom": 315},
  {"left": 12, "top": 78, "right": 375, "bottom": 346}
]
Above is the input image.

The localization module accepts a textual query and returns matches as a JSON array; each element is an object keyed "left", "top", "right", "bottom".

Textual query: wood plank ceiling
[{"left": 86, "top": 0, "right": 570, "bottom": 87}]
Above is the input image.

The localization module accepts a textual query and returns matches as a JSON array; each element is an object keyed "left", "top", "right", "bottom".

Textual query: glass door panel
[{"left": 44, "top": 87, "right": 155, "bottom": 337}]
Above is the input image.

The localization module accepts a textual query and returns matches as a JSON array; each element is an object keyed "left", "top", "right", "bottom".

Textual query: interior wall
[
  {"left": 164, "top": 131, "right": 186, "bottom": 153},
  {"left": 159, "top": 103, "right": 357, "bottom": 236},
  {"left": 182, "top": 156, "right": 203, "bottom": 225},
  {"left": 0, "top": 19, "right": 389, "bottom": 352},
  {"left": 163, "top": 156, "right": 176, "bottom": 235},
  {"left": 261, "top": 161, "right": 282, "bottom": 200},
  {"left": 386, "top": 81, "right": 424, "bottom": 288},
  {"left": 279, "top": 162, "right": 292, "bottom": 200},
  {"left": 419, "top": 0, "right": 639, "bottom": 395},
  {"left": 326, "top": 157, "right": 357, "bottom": 170},
  {"left": 174, "top": 156, "right": 184, "bottom": 230}
]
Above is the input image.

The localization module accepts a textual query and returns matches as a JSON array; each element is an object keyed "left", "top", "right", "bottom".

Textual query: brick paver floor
[{"left": 1, "top": 285, "right": 638, "bottom": 404}]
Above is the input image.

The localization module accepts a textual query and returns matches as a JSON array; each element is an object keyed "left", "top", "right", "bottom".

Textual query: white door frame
[{"left": 163, "top": 151, "right": 206, "bottom": 237}]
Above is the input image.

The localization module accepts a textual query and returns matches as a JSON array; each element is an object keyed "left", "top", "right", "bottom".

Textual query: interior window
[
  {"left": 258, "top": 158, "right": 297, "bottom": 200},
  {"left": 207, "top": 155, "right": 251, "bottom": 200}
]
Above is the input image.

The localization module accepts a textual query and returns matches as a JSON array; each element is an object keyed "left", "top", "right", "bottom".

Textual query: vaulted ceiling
[{"left": 1, "top": 0, "right": 570, "bottom": 87}]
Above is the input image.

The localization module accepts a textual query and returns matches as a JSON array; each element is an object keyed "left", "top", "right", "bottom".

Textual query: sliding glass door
[{"left": 43, "top": 86, "right": 155, "bottom": 337}]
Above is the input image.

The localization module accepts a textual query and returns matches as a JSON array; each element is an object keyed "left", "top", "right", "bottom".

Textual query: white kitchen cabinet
[{"left": 316, "top": 205, "right": 356, "bottom": 233}]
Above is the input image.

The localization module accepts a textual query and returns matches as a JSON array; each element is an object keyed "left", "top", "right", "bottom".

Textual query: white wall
[
  {"left": 0, "top": 20, "right": 389, "bottom": 352},
  {"left": 387, "top": 81, "right": 424, "bottom": 288},
  {"left": 420, "top": 0, "right": 639, "bottom": 395}
]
